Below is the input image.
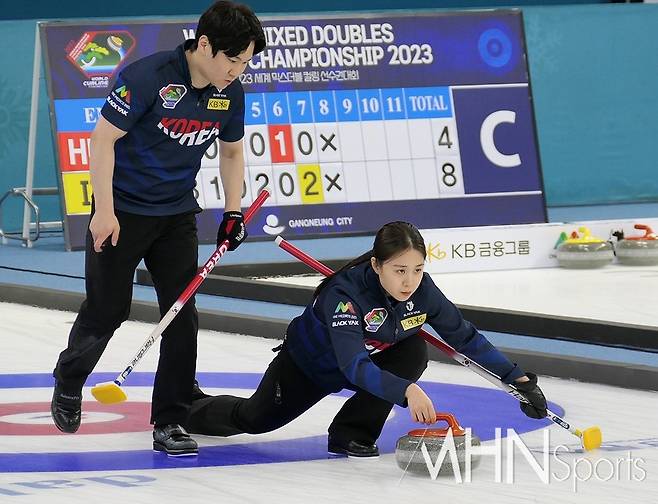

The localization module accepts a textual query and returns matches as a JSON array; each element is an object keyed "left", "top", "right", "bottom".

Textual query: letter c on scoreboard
[{"left": 480, "top": 110, "right": 521, "bottom": 168}]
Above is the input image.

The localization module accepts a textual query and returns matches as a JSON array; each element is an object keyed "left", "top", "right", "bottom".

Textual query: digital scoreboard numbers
[{"left": 43, "top": 11, "right": 546, "bottom": 249}]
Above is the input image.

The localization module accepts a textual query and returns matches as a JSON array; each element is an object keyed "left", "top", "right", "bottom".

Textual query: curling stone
[
  {"left": 615, "top": 224, "right": 658, "bottom": 266},
  {"left": 395, "top": 413, "right": 480, "bottom": 477},
  {"left": 555, "top": 226, "right": 614, "bottom": 269}
]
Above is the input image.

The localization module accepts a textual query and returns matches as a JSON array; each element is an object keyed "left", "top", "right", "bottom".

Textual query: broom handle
[
  {"left": 274, "top": 236, "right": 582, "bottom": 439},
  {"left": 112, "top": 190, "right": 270, "bottom": 386}
]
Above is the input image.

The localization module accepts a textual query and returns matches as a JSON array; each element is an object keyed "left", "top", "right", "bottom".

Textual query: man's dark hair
[{"left": 192, "top": 1, "right": 266, "bottom": 57}]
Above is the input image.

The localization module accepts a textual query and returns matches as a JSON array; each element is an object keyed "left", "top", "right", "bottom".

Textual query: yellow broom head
[
  {"left": 91, "top": 381, "right": 127, "bottom": 404},
  {"left": 579, "top": 426, "right": 603, "bottom": 451}
]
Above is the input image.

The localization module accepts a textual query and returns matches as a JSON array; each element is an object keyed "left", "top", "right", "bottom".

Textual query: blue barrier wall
[
  {"left": 525, "top": 4, "right": 658, "bottom": 206},
  {"left": 0, "top": 3, "right": 656, "bottom": 233},
  {"left": 0, "top": 21, "right": 60, "bottom": 234}
]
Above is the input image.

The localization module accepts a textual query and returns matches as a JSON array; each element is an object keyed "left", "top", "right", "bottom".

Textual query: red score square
[{"left": 268, "top": 124, "right": 294, "bottom": 163}]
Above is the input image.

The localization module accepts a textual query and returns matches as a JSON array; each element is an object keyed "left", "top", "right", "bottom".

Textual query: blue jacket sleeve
[
  {"left": 322, "top": 288, "right": 411, "bottom": 406},
  {"left": 423, "top": 275, "right": 525, "bottom": 384}
]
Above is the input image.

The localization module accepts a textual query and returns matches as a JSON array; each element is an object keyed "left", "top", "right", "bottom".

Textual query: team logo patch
[
  {"left": 207, "top": 98, "right": 230, "bottom": 110},
  {"left": 400, "top": 313, "right": 427, "bottom": 331},
  {"left": 364, "top": 308, "right": 388, "bottom": 333},
  {"left": 159, "top": 84, "right": 187, "bottom": 109},
  {"left": 406, "top": 300, "right": 414, "bottom": 311},
  {"left": 335, "top": 301, "right": 355, "bottom": 314}
]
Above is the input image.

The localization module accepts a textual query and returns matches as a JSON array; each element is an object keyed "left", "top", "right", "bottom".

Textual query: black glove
[
  {"left": 514, "top": 372, "right": 548, "bottom": 419},
  {"left": 216, "top": 211, "right": 247, "bottom": 251}
]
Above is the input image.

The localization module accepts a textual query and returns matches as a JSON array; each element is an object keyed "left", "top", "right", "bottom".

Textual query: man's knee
[{"left": 77, "top": 299, "right": 130, "bottom": 334}]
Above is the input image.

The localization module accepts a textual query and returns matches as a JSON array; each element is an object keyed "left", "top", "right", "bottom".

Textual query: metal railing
[{"left": 0, "top": 186, "right": 62, "bottom": 247}]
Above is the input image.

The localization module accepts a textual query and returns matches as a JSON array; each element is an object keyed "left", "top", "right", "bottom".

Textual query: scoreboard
[
  {"left": 41, "top": 11, "right": 546, "bottom": 250},
  {"left": 200, "top": 86, "right": 462, "bottom": 204}
]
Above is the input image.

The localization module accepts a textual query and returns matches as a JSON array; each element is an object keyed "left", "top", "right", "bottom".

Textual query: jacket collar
[
  {"left": 176, "top": 40, "right": 214, "bottom": 94},
  {"left": 175, "top": 40, "right": 194, "bottom": 88}
]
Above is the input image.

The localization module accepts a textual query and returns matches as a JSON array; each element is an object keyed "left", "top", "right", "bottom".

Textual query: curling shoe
[
  {"left": 153, "top": 424, "right": 198, "bottom": 456},
  {"left": 328, "top": 437, "right": 379, "bottom": 458},
  {"left": 51, "top": 382, "right": 82, "bottom": 433}
]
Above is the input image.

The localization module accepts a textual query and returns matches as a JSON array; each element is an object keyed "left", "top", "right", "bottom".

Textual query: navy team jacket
[
  {"left": 100, "top": 39, "right": 244, "bottom": 216},
  {"left": 285, "top": 261, "right": 525, "bottom": 407}
]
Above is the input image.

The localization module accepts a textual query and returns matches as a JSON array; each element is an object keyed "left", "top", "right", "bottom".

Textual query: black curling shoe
[
  {"left": 328, "top": 437, "right": 379, "bottom": 458},
  {"left": 51, "top": 383, "right": 82, "bottom": 433},
  {"left": 153, "top": 424, "right": 198, "bottom": 456}
]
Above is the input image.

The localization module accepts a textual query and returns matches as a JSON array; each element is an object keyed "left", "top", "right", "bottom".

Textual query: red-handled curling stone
[
  {"left": 395, "top": 413, "right": 481, "bottom": 476},
  {"left": 616, "top": 224, "right": 658, "bottom": 266}
]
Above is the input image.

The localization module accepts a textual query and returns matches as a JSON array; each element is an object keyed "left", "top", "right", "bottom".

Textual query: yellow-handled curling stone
[{"left": 555, "top": 227, "right": 614, "bottom": 268}]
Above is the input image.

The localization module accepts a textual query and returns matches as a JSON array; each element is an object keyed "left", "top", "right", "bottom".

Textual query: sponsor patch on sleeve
[
  {"left": 335, "top": 301, "right": 355, "bottom": 314},
  {"left": 331, "top": 301, "right": 359, "bottom": 327}
]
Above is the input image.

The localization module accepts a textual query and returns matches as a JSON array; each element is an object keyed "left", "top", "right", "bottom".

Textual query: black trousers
[
  {"left": 53, "top": 208, "right": 199, "bottom": 425},
  {"left": 185, "top": 334, "right": 428, "bottom": 444}
]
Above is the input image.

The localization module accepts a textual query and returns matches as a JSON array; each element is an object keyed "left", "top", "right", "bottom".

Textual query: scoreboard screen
[{"left": 41, "top": 10, "right": 546, "bottom": 250}]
